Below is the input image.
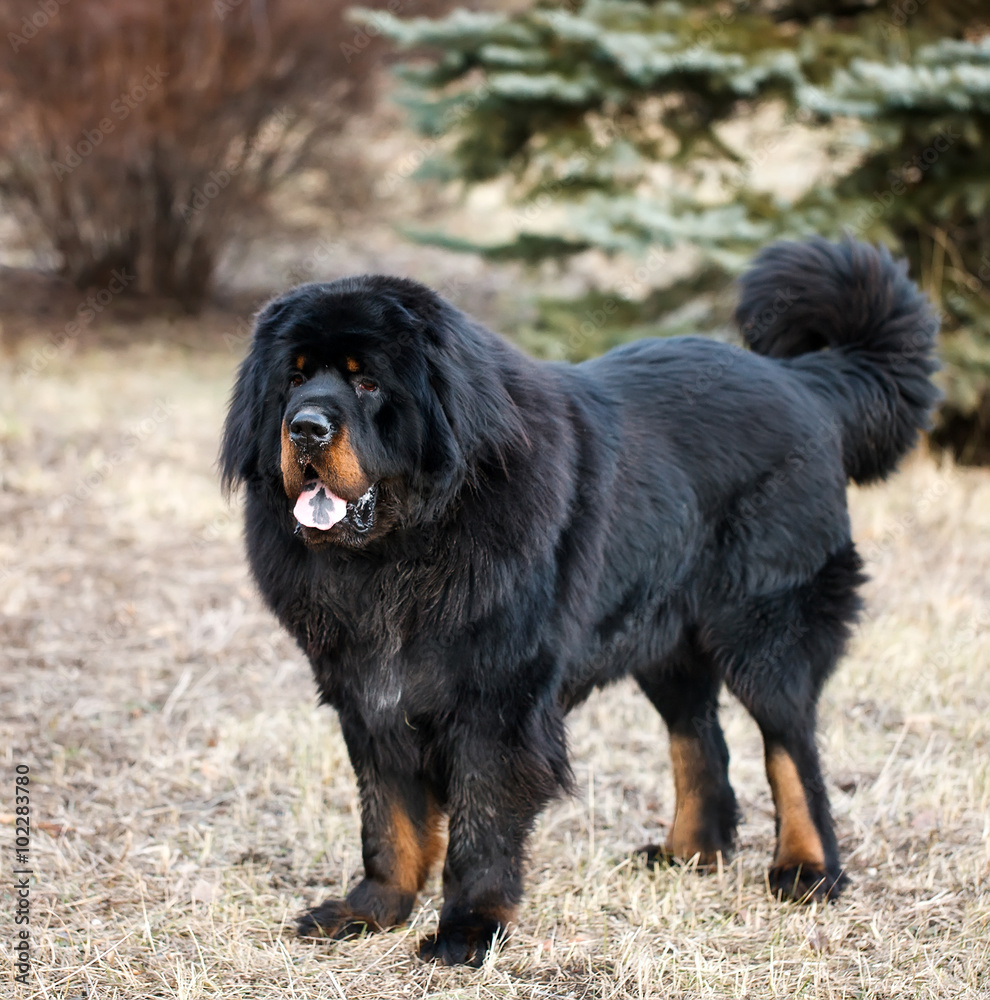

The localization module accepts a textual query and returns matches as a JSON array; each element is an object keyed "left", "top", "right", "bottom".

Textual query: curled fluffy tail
[{"left": 736, "top": 236, "right": 941, "bottom": 484}]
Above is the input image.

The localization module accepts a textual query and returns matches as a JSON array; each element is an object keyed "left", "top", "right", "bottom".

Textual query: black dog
[{"left": 221, "top": 237, "right": 939, "bottom": 966}]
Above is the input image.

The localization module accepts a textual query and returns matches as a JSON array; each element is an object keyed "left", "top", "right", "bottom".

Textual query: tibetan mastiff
[{"left": 221, "top": 237, "right": 939, "bottom": 966}]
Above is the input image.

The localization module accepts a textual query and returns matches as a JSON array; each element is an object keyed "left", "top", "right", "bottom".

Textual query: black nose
[{"left": 289, "top": 409, "right": 334, "bottom": 448}]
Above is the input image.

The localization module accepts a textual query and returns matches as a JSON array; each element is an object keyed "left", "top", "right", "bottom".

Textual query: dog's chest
[
  {"left": 311, "top": 643, "right": 423, "bottom": 726},
  {"left": 359, "top": 667, "right": 404, "bottom": 715}
]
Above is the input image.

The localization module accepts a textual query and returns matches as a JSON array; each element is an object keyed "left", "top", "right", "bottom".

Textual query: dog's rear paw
[
  {"left": 296, "top": 899, "right": 378, "bottom": 940},
  {"left": 768, "top": 864, "right": 846, "bottom": 903}
]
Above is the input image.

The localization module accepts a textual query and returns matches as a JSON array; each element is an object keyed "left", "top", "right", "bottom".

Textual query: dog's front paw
[
  {"left": 418, "top": 914, "right": 504, "bottom": 967},
  {"left": 768, "top": 864, "right": 846, "bottom": 903},
  {"left": 296, "top": 899, "right": 379, "bottom": 940},
  {"left": 635, "top": 844, "right": 678, "bottom": 870},
  {"left": 635, "top": 843, "right": 725, "bottom": 870}
]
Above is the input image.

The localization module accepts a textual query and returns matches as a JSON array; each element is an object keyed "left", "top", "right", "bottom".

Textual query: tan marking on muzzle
[
  {"left": 282, "top": 420, "right": 371, "bottom": 501},
  {"left": 280, "top": 420, "right": 307, "bottom": 498},
  {"left": 319, "top": 424, "right": 371, "bottom": 499}
]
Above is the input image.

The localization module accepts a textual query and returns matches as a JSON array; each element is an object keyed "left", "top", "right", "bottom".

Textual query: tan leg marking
[
  {"left": 666, "top": 733, "right": 714, "bottom": 863},
  {"left": 484, "top": 903, "right": 518, "bottom": 928},
  {"left": 765, "top": 747, "right": 826, "bottom": 869},
  {"left": 391, "top": 798, "right": 447, "bottom": 895}
]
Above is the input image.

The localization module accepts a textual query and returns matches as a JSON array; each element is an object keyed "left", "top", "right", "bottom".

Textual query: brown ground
[{"left": 1, "top": 327, "right": 988, "bottom": 999}]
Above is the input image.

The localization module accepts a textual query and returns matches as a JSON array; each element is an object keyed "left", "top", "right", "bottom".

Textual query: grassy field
[{"left": 1, "top": 331, "right": 988, "bottom": 999}]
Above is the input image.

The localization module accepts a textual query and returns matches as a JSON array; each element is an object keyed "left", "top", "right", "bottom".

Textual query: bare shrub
[{"left": 0, "top": 0, "right": 393, "bottom": 310}]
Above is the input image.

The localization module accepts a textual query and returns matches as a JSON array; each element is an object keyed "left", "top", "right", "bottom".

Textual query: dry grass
[{"left": 1, "top": 332, "right": 988, "bottom": 999}]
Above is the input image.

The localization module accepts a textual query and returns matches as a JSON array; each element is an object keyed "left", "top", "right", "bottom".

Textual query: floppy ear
[
  {"left": 417, "top": 364, "right": 468, "bottom": 481},
  {"left": 384, "top": 286, "right": 527, "bottom": 460},
  {"left": 425, "top": 306, "right": 528, "bottom": 464},
  {"left": 220, "top": 350, "right": 263, "bottom": 495},
  {"left": 219, "top": 298, "right": 291, "bottom": 494}
]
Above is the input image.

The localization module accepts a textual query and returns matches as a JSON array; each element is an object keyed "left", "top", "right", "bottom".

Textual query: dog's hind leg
[
  {"left": 634, "top": 641, "right": 739, "bottom": 867},
  {"left": 760, "top": 727, "right": 844, "bottom": 901},
  {"left": 729, "top": 667, "right": 845, "bottom": 901},
  {"left": 722, "top": 545, "right": 863, "bottom": 901}
]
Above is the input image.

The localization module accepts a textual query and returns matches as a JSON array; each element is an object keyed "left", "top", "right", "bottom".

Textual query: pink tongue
[{"left": 293, "top": 479, "right": 347, "bottom": 530}]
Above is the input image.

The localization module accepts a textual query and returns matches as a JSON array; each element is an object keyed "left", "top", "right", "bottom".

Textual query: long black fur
[{"left": 220, "top": 237, "right": 939, "bottom": 966}]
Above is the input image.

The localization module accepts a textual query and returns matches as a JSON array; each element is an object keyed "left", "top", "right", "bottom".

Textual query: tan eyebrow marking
[
  {"left": 295, "top": 355, "right": 306, "bottom": 370},
  {"left": 345, "top": 356, "right": 360, "bottom": 373}
]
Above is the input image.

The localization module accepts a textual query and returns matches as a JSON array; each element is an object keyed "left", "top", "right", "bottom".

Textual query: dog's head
[{"left": 220, "top": 276, "right": 524, "bottom": 548}]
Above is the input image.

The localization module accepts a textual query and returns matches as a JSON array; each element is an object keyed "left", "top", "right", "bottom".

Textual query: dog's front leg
[
  {"left": 298, "top": 715, "right": 445, "bottom": 939},
  {"left": 418, "top": 710, "right": 567, "bottom": 966}
]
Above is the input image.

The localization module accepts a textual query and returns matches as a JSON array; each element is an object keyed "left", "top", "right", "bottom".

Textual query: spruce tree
[{"left": 365, "top": 0, "right": 990, "bottom": 460}]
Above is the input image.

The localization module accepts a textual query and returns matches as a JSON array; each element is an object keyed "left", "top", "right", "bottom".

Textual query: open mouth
[{"left": 293, "top": 469, "right": 378, "bottom": 535}]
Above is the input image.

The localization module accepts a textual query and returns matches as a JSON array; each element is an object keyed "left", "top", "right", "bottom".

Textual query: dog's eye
[
  {"left": 356, "top": 378, "right": 378, "bottom": 394},
  {"left": 289, "top": 372, "right": 306, "bottom": 388}
]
